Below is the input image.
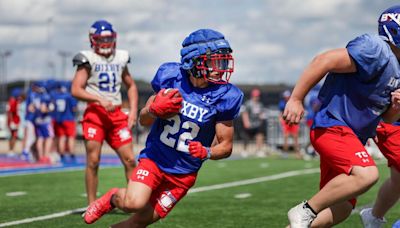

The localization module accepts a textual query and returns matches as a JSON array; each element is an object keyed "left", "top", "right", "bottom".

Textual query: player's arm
[
  {"left": 382, "top": 88, "right": 400, "bottom": 123},
  {"left": 284, "top": 48, "right": 357, "bottom": 124},
  {"left": 188, "top": 120, "right": 234, "bottom": 160},
  {"left": 209, "top": 120, "right": 234, "bottom": 159},
  {"left": 139, "top": 95, "right": 157, "bottom": 126},
  {"left": 71, "top": 66, "right": 99, "bottom": 103},
  {"left": 71, "top": 65, "right": 115, "bottom": 111},
  {"left": 122, "top": 67, "right": 139, "bottom": 128}
]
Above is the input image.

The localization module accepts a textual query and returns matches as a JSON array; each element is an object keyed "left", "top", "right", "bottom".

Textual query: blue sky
[{"left": 0, "top": 0, "right": 398, "bottom": 85}]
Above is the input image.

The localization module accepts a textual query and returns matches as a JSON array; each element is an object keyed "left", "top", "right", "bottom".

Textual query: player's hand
[
  {"left": 391, "top": 89, "right": 400, "bottom": 110},
  {"left": 282, "top": 98, "right": 304, "bottom": 125},
  {"left": 28, "top": 104, "right": 35, "bottom": 113},
  {"left": 188, "top": 141, "right": 211, "bottom": 160},
  {"left": 149, "top": 89, "right": 183, "bottom": 118},
  {"left": 99, "top": 99, "right": 115, "bottom": 112},
  {"left": 128, "top": 113, "right": 137, "bottom": 129}
]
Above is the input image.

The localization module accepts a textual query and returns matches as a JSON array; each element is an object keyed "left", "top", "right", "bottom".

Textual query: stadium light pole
[
  {"left": 0, "top": 50, "right": 12, "bottom": 101},
  {"left": 58, "top": 50, "right": 71, "bottom": 80}
]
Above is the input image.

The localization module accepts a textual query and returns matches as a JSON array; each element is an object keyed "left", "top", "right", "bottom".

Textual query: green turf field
[{"left": 0, "top": 157, "right": 399, "bottom": 227}]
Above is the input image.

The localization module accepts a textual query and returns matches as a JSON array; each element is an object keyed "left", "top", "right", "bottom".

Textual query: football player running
[
  {"left": 358, "top": 6, "right": 400, "bottom": 228},
  {"left": 71, "top": 20, "right": 138, "bottom": 205},
  {"left": 83, "top": 29, "right": 243, "bottom": 227},
  {"left": 284, "top": 5, "right": 400, "bottom": 228}
]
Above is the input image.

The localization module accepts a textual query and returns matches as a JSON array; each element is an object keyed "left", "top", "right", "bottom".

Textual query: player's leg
[
  {"left": 365, "top": 122, "right": 400, "bottom": 219},
  {"left": 112, "top": 181, "right": 153, "bottom": 213},
  {"left": 111, "top": 166, "right": 196, "bottom": 227},
  {"left": 57, "top": 135, "right": 66, "bottom": 161},
  {"left": 84, "top": 158, "right": 157, "bottom": 224},
  {"left": 288, "top": 127, "right": 378, "bottom": 227},
  {"left": 308, "top": 166, "right": 378, "bottom": 210},
  {"left": 55, "top": 123, "right": 66, "bottom": 159},
  {"left": 67, "top": 136, "right": 76, "bottom": 162},
  {"left": 8, "top": 129, "right": 17, "bottom": 152},
  {"left": 372, "top": 167, "right": 400, "bottom": 217},
  {"left": 36, "top": 137, "right": 44, "bottom": 161},
  {"left": 44, "top": 137, "right": 53, "bottom": 162},
  {"left": 310, "top": 201, "right": 353, "bottom": 227},
  {"left": 22, "top": 120, "right": 36, "bottom": 160},
  {"left": 107, "top": 112, "right": 136, "bottom": 181},
  {"left": 115, "top": 143, "right": 136, "bottom": 182},
  {"left": 85, "top": 139, "right": 103, "bottom": 204},
  {"left": 110, "top": 204, "right": 160, "bottom": 228},
  {"left": 66, "top": 121, "right": 77, "bottom": 159},
  {"left": 82, "top": 108, "right": 106, "bottom": 204}
]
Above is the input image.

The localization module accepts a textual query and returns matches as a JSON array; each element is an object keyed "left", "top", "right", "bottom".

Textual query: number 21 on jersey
[
  {"left": 98, "top": 72, "right": 116, "bottom": 92},
  {"left": 160, "top": 115, "right": 200, "bottom": 153}
]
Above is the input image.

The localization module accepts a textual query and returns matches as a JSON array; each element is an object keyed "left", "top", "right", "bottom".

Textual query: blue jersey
[
  {"left": 25, "top": 89, "right": 42, "bottom": 122},
  {"left": 313, "top": 34, "right": 400, "bottom": 144},
  {"left": 34, "top": 93, "right": 53, "bottom": 126},
  {"left": 52, "top": 91, "right": 77, "bottom": 123},
  {"left": 139, "top": 63, "right": 243, "bottom": 174}
]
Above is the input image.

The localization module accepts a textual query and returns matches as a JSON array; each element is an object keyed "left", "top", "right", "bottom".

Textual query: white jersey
[{"left": 76, "top": 49, "right": 130, "bottom": 105}]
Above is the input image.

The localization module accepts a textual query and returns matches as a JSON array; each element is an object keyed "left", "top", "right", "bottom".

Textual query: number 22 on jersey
[{"left": 160, "top": 115, "right": 200, "bottom": 153}]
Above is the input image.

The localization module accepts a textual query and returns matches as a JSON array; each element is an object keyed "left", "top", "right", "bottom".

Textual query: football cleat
[
  {"left": 288, "top": 201, "right": 317, "bottom": 228},
  {"left": 359, "top": 208, "right": 386, "bottom": 228},
  {"left": 83, "top": 188, "right": 118, "bottom": 224}
]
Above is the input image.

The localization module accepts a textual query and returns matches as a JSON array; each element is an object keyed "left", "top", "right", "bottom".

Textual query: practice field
[{"left": 0, "top": 157, "right": 399, "bottom": 227}]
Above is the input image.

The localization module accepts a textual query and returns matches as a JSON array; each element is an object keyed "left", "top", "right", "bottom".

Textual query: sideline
[{"left": 0, "top": 168, "right": 319, "bottom": 227}]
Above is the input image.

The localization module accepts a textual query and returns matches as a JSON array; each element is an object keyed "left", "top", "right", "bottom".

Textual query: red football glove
[
  {"left": 188, "top": 141, "right": 211, "bottom": 160},
  {"left": 149, "top": 88, "right": 183, "bottom": 118}
]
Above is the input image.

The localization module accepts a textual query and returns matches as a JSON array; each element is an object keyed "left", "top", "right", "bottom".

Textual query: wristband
[{"left": 204, "top": 147, "right": 212, "bottom": 160}]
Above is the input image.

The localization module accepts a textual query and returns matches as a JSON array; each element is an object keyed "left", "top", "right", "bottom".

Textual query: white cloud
[{"left": 0, "top": 0, "right": 399, "bottom": 85}]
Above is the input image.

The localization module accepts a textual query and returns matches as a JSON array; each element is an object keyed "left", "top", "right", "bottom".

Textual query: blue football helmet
[
  {"left": 89, "top": 20, "right": 116, "bottom": 56},
  {"left": 180, "top": 29, "right": 234, "bottom": 84},
  {"left": 379, "top": 5, "right": 400, "bottom": 48}
]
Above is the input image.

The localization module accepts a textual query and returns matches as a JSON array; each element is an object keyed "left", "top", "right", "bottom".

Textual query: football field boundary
[{"left": 0, "top": 168, "right": 319, "bottom": 227}]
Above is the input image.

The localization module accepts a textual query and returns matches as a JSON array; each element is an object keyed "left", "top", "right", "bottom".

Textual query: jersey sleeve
[
  {"left": 346, "top": 34, "right": 389, "bottom": 82},
  {"left": 72, "top": 52, "right": 91, "bottom": 67},
  {"left": 216, "top": 85, "right": 244, "bottom": 122},
  {"left": 117, "top": 50, "right": 130, "bottom": 67},
  {"left": 151, "top": 63, "right": 181, "bottom": 92}
]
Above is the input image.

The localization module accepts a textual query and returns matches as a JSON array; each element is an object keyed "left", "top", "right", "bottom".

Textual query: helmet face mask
[
  {"left": 378, "top": 5, "right": 400, "bottom": 48},
  {"left": 89, "top": 20, "right": 117, "bottom": 56},
  {"left": 194, "top": 50, "right": 234, "bottom": 84}
]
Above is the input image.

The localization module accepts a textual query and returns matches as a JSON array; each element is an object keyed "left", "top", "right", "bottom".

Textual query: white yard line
[
  {"left": 0, "top": 207, "right": 88, "bottom": 227},
  {"left": 0, "top": 168, "right": 319, "bottom": 227}
]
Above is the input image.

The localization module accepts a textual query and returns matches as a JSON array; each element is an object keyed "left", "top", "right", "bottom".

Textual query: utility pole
[
  {"left": 58, "top": 50, "right": 71, "bottom": 80},
  {"left": 0, "top": 50, "right": 12, "bottom": 101}
]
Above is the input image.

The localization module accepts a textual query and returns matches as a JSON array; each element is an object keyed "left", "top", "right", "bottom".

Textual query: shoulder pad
[{"left": 72, "top": 53, "right": 90, "bottom": 67}]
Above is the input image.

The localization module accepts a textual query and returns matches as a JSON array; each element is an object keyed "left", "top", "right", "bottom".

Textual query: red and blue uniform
[
  {"left": 133, "top": 62, "right": 243, "bottom": 217},
  {"left": 7, "top": 96, "right": 20, "bottom": 137},
  {"left": 311, "top": 34, "right": 400, "bottom": 206},
  {"left": 138, "top": 63, "right": 243, "bottom": 174},
  {"left": 52, "top": 91, "right": 77, "bottom": 137},
  {"left": 34, "top": 93, "right": 54, "bottom": 138}
]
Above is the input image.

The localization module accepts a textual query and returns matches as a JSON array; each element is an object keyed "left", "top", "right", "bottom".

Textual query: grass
[{"left": 0, "top": 157, "right": 399, "bottom": 227}]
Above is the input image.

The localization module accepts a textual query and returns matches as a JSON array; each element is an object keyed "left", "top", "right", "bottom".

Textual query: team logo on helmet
[
  {"left": 180, "top": 29, "right": 234, "bottom": 84},
  {"left": 89, "top": 20, "right": 117, "bottom": 56},
  {"left": 378, "top": 5, "right": 400, "bottom": 48}
]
